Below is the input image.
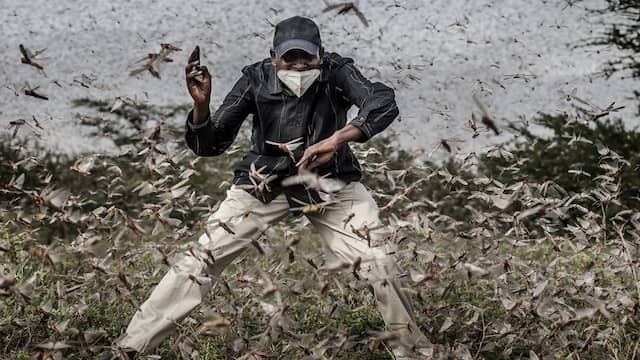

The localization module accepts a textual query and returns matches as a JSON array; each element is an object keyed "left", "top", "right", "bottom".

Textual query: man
[{"left": 103, "top": 16, "right": 433, "bottom": 360}]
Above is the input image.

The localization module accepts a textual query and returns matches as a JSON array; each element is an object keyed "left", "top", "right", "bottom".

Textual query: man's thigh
[
  {"left": 187, "top": 185, "right": 290, "bottom": 273},
  {"left": 308, "top": 182, "right": 395, "bottom": 254},
  {"left": 320, "top": 181, "right": 385, "bottom": 232},
  {"left": 199, "top": 185, "right": 289, "bottom": 244}
]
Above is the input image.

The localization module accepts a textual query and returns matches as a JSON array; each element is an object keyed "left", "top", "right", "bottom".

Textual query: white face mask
[{"left": 277, "top": 68, "right": 320, "bottom": 97}]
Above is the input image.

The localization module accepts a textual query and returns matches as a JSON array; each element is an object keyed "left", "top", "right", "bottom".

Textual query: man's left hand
[
  {"left": 296, "top": 136, "right": 339, "bottom": 172},
  {"left": 296, "top": 125, "right": 364, "bottom": 172}
]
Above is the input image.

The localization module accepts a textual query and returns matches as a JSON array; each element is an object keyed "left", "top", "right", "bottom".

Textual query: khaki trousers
[{"left": 115, "top": 182, "right": 430, "bottom": 357}]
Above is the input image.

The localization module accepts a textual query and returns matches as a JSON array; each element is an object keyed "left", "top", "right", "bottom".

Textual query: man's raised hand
[{"left": 185, "top": 45, "right": 211, "bottom": 107}]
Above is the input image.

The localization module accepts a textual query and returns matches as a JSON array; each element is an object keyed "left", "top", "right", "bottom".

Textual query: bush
[{"left": 481, "top": 113, "right": 640, "bottom": 211}]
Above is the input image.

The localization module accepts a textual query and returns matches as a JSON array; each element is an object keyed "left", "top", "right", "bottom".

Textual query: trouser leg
[
  {"left": 115, "top": 185, "right": 290, "bottom": 354},
  {"left": 305, "top": 182, "right": 431, "bottom": 356}
]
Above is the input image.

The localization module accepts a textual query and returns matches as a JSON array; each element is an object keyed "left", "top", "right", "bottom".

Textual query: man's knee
[{"left": 172, "top": 250, "right": 205, "bottom": 275}]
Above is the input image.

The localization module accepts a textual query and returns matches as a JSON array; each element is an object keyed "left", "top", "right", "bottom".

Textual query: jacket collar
[{"left": 269, "top": 60, "right": 329, "bottom": 95}]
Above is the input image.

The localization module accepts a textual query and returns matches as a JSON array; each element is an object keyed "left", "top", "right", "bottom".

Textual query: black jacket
[{"left": 184, "top": 52, "right": 399, "bottom": 205}]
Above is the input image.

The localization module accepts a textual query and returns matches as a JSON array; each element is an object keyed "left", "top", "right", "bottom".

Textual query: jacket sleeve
[
  {"left": 333, "top": 59, "right": 399, "bottom": 143},
  {"left": 185, "top": 70, "right": 255, "bottom": 156}
]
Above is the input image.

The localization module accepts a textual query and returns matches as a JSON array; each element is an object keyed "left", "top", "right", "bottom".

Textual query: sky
[{"left": 1, "top": 0, "right": 638, "bottom": 156}]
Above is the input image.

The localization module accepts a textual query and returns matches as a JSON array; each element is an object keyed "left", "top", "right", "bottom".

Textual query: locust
[
  {"left": 322, "top": 1, "right": 369, "bottom": 27},
  {"left": 265, "top": 137, "right": 303, "bottom": 162},
  {"left": 289, "top": 196, "right": 340, "bottom": 215}
]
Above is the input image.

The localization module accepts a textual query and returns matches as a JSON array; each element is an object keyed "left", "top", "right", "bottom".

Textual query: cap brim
[{"left": 275, "top": 39, "right": 319, "bottom": 59}]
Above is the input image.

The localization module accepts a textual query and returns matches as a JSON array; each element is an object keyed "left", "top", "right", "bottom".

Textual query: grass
[{"left": 2, "top": 106, "right": 640, "bottom": 359}]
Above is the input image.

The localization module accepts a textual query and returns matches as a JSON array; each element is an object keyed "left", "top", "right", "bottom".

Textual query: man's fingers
[
  {"left": 187, "top": 67, "right": 204, "bottom": 77},
  {"left": 186, "top": 70, "right": 203, "bottom": 83},
  {"left": 200, "top": 65, "right": 210, "bottom": 77},
  {"left": 307, "top": 161, "right": 320, "bottom": 171},
  {"left": 307, "top": 153, "right": 331, "bottom": 171},
  {"left": 306, "top": 158, "right": 321, "bottom": 171},
  {"left": 296, "top": 151, "right": 314, "bottom": 167},
  {"left": 297, "top": 160, "right": 308, "bottom": 172},
  {"left": 185, "top": 60, "right": 200, "bottom": 74},
  {"left": 296, "top": 153, "right": 313, "bottom": 171},
  {"left": 298, "top": 154, "right": 320, "bottom": 173},
  {"left": 186, "top": 72, "right": 203, "bottom": 82},
  {"left": 186, "top": 48, "right": 200, "bottom": 74}
]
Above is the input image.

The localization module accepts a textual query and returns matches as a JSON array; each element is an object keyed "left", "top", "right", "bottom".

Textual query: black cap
[{"left": 273, "top": 16, "right": 321, "bottom": 59}]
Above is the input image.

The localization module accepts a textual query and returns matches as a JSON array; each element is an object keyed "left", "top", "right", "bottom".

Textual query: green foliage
[
  {"left": 588, "top": 0, "right": 640, "bottom": 114},
  {"left": 481, "top": 113, "right": 640, "bottom": 210},
  {"left": 596, "top": 1, "right": 640, "bottom": 80}
]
